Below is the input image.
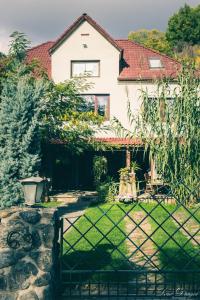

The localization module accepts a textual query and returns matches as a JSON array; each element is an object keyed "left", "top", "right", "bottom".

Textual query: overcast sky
[{"left": 0, "top": 0, "right": 199, "bottom": 54}]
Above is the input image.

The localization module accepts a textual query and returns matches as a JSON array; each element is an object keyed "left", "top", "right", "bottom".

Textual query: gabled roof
[
  {"left": 116, "top": 39, "right": 180, "bottom": 81},
  {"left": 49, "top": 13, "right": 122, "bottom": 54},
  {"left": 26, "top": 14, "right": 181, "bottom": 81}
]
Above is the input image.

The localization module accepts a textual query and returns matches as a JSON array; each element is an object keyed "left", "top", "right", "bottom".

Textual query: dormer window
[
  {"left": 149, "top": 58, "right": 163, "bottom": 69},
  {"left": 71, "top": 60, "right": 100, "bottom": 77}
]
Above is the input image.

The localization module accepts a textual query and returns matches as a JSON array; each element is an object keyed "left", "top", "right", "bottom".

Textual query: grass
[
  {"left": 62, "top": 203, "right": 132, "bottom": 282},
  {"left": 34, "top": 201, "right": 63, "bottom": 208},
  {"left": 139, "top": 203, "right": 200, "bottom": 281},
  {"left": 62, "top": 202, "right": 200, "bottom": 284}
]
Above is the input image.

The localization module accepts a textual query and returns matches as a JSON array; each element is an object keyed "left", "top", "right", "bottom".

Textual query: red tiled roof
[
  {"left": 50, "top": 137, "right": 143, "bottom": 146},
  {"left": 116, "top": 39, "right": 180, "bottom": 80},
  {"left": 50, "top": 13, "right": 122, "bottom": 54},
  {"left": 26, "top": 15, "right": 180, "bottom": 80},
  {"left": 26, "top": 41, "right": 54, "bottom": 78},
  {"left": 95, "top": 137, "right": 143, "bottom": 145}
]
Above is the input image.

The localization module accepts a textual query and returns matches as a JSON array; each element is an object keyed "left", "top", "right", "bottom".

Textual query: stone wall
[{"left": 0, "top": 207, "right": 59, "bottom": 300}]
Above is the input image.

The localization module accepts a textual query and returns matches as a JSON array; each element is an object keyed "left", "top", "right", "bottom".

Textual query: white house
[{"left": 27, "top": 13, "right": 180, "bottom": 191}]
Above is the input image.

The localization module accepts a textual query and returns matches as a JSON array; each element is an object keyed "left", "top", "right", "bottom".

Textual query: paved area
[{"left": 52, "top": 190, "right": 98, "bottom": 218}]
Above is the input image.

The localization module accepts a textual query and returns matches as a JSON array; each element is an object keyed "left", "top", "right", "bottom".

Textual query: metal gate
[{"left": 59, "top": 183, "right": 200, "bottom": 298}]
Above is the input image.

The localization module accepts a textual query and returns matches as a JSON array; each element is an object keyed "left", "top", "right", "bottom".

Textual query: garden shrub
[{"left": 97, "top": 177, "right": 119, "bottom": 202}]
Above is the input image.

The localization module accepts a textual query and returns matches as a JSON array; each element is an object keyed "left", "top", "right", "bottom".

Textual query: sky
[{"left": 0, "top": 0, "right": 199, "bottom": 54}]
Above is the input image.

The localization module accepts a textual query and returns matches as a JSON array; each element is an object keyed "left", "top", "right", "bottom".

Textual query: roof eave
[{"left": 117, "top": 76, "right": 178, "bottom": 82}]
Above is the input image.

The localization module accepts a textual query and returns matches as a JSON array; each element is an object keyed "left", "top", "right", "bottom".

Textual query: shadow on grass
[
  {"left": 159, "top": 246, "right": 200, "bottom": 282},
  {"left": 62, "top": 243, "right": 145, "bottom": 284}
]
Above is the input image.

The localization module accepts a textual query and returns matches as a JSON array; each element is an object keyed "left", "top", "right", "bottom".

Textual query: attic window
[
  {"left": 81, "top": 33, "right": 90, "bottom": 36},
  {"left": 149, "top": 58, "right": 163, "bottom": 69}
]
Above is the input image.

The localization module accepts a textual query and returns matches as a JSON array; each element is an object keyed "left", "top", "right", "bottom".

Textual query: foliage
[
  {"left": 130, "top": 161, "right": 141, "bottom": 172},
  {"left": 9, "top": 31, "right": 30, "bottom": 62},
  {"left": 174, "top": 44, "right": 200, "bottom": 68},
  {"left": 124, "top": 65, "right": 199, "bottom": 204},
  {"left": 93, "top": 155, "right": 108, "bottom": 187},
  {"left": 0, "top": 52, "right": 6, "bottom": 59},
  {"left": 118, "top": 167, "right": 130, "bottom": 178},
  {"left": 0, "top": 31, "right": 106, "bottom": 207},
  {"left": 118, "top": 162, "right": 140, "bottom": 178},
  {"left": 41, "top": 77, "right": 104, "bottom": 153},
  {"left": 97, "top": 177, "right": 119, "bottom": 202},
  {"left": 166, "top": 4, "right": 200, "bottom": 50},
  {"left": 0, "top": 66, "right": 49, "bottom": 207},
  {"left": 0, "top": 54, "right": 9, "bottom": 95},
  {"left": 128, "top": 29, "right": 172, "bottom": 56}
]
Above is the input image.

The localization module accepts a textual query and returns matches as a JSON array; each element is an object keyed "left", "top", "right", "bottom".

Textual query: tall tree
[
  {"left": 9, "top": 31, "right": 30, "bottom": 62},
  {"left": 166, "top": 4, "right": 200, "bottom": 51},
  {"left": 128, "top": 29, "right": 172, "bottom": 56},
  {"left": 0, "top": 66, "right": 48, "bottom": 207}
]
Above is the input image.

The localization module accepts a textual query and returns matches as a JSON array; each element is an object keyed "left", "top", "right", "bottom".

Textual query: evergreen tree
[{"left": 0, "top": 66, "right": 48, "bottom": 207}]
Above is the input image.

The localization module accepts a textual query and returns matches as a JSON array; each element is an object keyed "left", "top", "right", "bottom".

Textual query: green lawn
[
  {"left": 139, "top": 203, "right": 200, "bottom": 281},
  {"left": 62, "top": 202, "right": 200, "bottom": 283},
  {"left": 34, "top": 201, "right": 63, "bottom": 208},
  {"left": 62, "top": 204, "right": 131, "bottom": 282}
]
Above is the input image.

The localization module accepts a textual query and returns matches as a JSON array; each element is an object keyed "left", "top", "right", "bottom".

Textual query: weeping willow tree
[{"left": 115, "top": 65, "right": 200, "bottom": 204}]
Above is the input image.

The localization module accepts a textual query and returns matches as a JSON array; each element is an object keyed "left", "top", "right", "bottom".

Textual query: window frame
[
  {"left": 81, "top": 94, "right": 110, "bottom": 120},
  {"left": 71, "top": 60, "right": 100, "bottom": 78},
  {"left": 148, "top": 57, "right": 163, "bottom": 69}
]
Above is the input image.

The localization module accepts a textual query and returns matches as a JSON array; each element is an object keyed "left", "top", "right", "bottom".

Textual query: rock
[
  {"left": 43, "top": 286, "right": 53, "bottom": 300},
  {"left": 8, "top": 261, "right": 38, "bottom": 291},
  {"left": 34, "top": 273, "right": 51, "bottom": 287},
  {"left": 18, "top": 291, "right": 39, "bottom": 300},
  {"left": 0, "top": 207, "right": 56, "bottom": 299},
  {"left": 6, "top": 227, "right": 35, "bottom": 252},
  {"left": 19, "top": 211, "right": 41, "bottom": 224},
  {"left": 36, "top": 286, "right": 52, "bottom": 300},
  {"left": 5, "top": 219, "right": 24, "bottom": 228},
  {"left": 0, "top": 276, "right": 6, "bottom": 290},
  {"left": 0, "top": 250, "right": 17, "bottom": 269},
  {"left": 0, "top": 293, "right": 17, "bottom": 300},
  {"left": 36, "top": 224, "right": 54, "bottom": 248},
  {"left": 15, "top": 251, "right": 26, "bottom": 261},
  {"left": 0, "top": 211, "right": 14, "bottom": 219},
  {"left": 31, "top": 230, "right": 41, "bottom": 249},
  {"left": 0, "top": 227, "right": 8, "bottom": 248},
  {"left": 30, "top": 251, "right": 52, "bottom": 272},
  {"left": 21, "top": 279, "right": 30, "bottom": 290}
]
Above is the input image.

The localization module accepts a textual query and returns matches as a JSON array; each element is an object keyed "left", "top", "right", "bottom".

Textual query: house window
[
  {"left": 71, "top": 61, "right": 100, "bottom": 77},
  {"left": 149, "top": 58, "right": 163, "bottom": 69},
  {"left": 81, "top": 94, "right": 109, "bottom": 119}
]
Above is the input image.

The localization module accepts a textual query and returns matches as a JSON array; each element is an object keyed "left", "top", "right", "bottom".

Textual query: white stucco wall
[{"left": 51, "top": 20, "right": 176, "bottom": 138}]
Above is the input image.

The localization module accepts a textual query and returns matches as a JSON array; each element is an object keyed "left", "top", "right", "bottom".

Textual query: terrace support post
[
  {"left": 126, "top": 148, "right": 131, "bottom": 168},
  {"left": 150, "top": 157, "right": 155, "bottom": 184}
]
